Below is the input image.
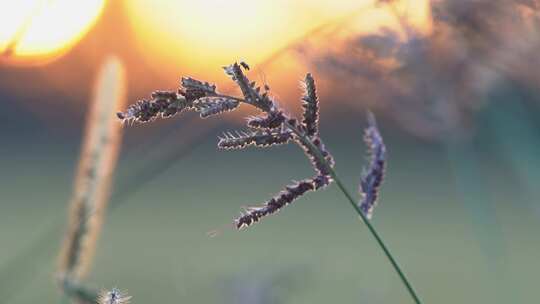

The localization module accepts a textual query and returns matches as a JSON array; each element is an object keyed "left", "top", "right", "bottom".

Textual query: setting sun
[
  {"left": 0, "top": 0, "right": 105, "bottom": 65},
  {"left": 125, "top": 0, "right": 432, "bottom": 78},
  {"left": 125, "top": 0, "right": 323, "bottom": 75}
]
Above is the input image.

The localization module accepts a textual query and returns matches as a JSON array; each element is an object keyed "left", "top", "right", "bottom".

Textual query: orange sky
[
  {"left": 124, "top": 0, "right": 432, "bottom": 78},
  {"left": 0, "top": 0, "right": 431, "bottom": 69},
  {"left": 0, "top": 0, "right": 432, "bottom": 122}
]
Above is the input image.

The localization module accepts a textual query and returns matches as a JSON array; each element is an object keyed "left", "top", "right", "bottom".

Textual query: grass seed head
[
  {"left": 358, "top": 112, "right": 386, "bottom": 219},
  {"left": 301, "top": 73, "right": 319, "bottom": 137},
  {"left": 118, "top": 61, "right": 344, "bottom": 229}
]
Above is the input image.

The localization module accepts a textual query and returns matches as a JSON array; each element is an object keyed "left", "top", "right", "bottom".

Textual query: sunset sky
[
  {"left": 0, "top": 0, "right": 439, "bottom": 137},
  {"left": 0, "top": 0, "right": 431, "bottom": 66},
  {"left": 1, "top": 0, "right": 538, "bottom": 139}
]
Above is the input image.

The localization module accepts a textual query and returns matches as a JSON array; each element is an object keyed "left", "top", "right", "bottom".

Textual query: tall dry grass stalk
[{"left": 58, "top": 56, "right": 126, "bottom": 283}]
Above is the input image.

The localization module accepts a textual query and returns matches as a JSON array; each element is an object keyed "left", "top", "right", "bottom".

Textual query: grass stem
[
  {"left": 284, "top": 120, "right": 423, "bottom": 304},
  {"left": 228, "top": 94, "right": 422, "bottom": 303}
]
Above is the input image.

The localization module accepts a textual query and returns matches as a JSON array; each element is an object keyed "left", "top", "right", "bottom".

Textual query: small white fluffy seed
[{"left": 98, "top": 288, "right": 131, "bottom": 304}]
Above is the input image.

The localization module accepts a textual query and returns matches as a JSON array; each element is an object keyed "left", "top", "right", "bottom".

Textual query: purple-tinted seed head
[
  {"left": 118, "top": 61, "right": 341, "bottom": 229},
  {"left": 358, "top": 112, "right": 386, "bottom": 219}
]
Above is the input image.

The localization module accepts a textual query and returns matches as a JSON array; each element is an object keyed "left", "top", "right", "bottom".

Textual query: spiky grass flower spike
[
  {"left": 217, "top": 129, "right": 292, "bottom": 150},
  {"left": 301, "top": 73, "right": 319, "bottom": 137},
  {"left": 246, "top": 110, "right": 285, "bottom": 129},
  {"left": 359, "top": 112, "right": 386, "bottom": 219},
  {"left": 118, "top": 61, "right": 422, "bottom": 304}
]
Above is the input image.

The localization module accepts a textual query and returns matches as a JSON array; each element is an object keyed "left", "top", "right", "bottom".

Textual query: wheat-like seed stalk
[
  {"left": 117, "top": 61, "right": 422, "bottom": 303},
  {"left": 58, "top": 56, "right": 126, "bottom": 282}
]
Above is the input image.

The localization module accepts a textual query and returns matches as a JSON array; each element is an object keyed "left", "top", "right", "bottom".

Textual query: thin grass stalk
[
  {"left": 277, "top": 113, "right": 422, "bottom": 304},
  {"left": 318, "top": 157, "right": 422, "bottom": 304},
  {"left": 58, "top": 56, "right": 126, "bottom": 287},
  {"left": 61, "top": 279, "right": 99, "bottom": 304}
]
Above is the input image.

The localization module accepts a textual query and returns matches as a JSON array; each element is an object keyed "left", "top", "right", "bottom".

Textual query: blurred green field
[{"left": 1, "top": 101, "right": 540, "bottom": 304}]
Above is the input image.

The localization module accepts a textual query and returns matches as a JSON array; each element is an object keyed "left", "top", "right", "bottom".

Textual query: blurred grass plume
[{"left": 57, "top": 56, "right": 126, "bottom": 298}]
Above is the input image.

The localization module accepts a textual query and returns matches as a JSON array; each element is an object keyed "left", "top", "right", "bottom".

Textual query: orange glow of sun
[
  {"left": 125, "top": 0, "right": 432, "bottom": 79},
  {"left": 0, "top": 0, "right": 106, "bottom": 65},
  {"left": 125, "top": 0, "right": 324, "bottom": 76}
]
